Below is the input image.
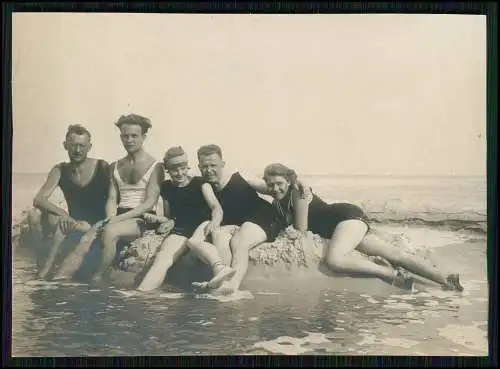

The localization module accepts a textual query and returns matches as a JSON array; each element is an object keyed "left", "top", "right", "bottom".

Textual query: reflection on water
[{"left": 12, "top": 241, "right": 488, "bottom": 357}]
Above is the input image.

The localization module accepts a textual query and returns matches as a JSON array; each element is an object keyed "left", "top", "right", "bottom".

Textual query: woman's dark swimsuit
[
  {"left": 273, "top": 187, "right": 369, "bottom": 239},
  {"left": 58, "top": 159, "right": 110, "bottom": 226},
  {"left": 160, "top": 176, "right": 212, "bottom": 238},
  {"left": 211, "top": 172, "right": 286, "bottom": 242}
]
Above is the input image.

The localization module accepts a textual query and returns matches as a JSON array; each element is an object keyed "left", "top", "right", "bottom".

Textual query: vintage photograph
[{"left": 11, "top": 12, "right": 487, "bottom": 356}]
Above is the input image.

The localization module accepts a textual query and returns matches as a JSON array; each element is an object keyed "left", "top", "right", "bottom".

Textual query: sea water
[{"left": 10, "top": 174, "right": 489, "bottom": 356}]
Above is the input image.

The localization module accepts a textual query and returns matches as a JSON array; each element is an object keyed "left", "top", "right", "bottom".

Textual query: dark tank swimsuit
[
  {"left": 160, "top": 176, "right": 212, "bottom": 238},
  {"left": 211, "top": 172, "right": 286, "bottom": 242},
  {"left": 58, "top": 159, "right": 109, "bottom": 226},
  {"left": 273, "top": 187, "right": 370, "bottom": 239}
]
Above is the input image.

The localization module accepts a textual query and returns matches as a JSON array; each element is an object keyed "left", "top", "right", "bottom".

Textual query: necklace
[{"left": 275, "top": 192, "right": 293, "bottom": 224}]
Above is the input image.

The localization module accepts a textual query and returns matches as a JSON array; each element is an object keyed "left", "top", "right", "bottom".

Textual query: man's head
[
  {"left": 197, "top": 144, "right": 225, "bottom": 184},
  {"left": 63, "top": 124, "right": 92, "bottom": 164},
  {"left": 115, "top": 114, "right": 152, "bottom": 154}
]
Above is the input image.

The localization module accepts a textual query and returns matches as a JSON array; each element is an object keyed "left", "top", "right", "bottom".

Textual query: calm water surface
[{"left": 12, "top": 239, "right": 488, "bottom": 356}]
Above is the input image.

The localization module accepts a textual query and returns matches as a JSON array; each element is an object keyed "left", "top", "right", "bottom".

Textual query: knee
[
  {"left": 326, "top": 249, "right": 348, "bottom": 271},
  {"left": 187, "top": 236, "right": 201, "bottom": 247},
  {"left": 229, "top": 236, "right": 248, "bottom": 254},
  {"left": 100, "top": 225, "right": 119, "bottom": 244}
]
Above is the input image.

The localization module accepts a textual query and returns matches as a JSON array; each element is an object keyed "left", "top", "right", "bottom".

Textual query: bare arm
[
  {"left": 162, "top": 196, "right": 171, "bottom": 219},
  {"left": 291, "top": 188, "right": 309, "bottom": 232},
  {"left": 201, "top": 183, "right": 223, "bottom": 226},
  {"left": 239, "top": 171, "right": 272, "bottom": 195},
  {"left": 105, "top": 162, "right": 119, "bottom": 218},
  {"left": 33, "top": 165, "right": 69, "bottom": 218},
  {"left": 111, "top": 162, "right": 163, "bottom": 223}
]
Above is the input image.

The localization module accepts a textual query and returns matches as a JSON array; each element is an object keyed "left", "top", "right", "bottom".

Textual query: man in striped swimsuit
[{"left": 90, "top": 114, "right": 164, "bottom": 283}]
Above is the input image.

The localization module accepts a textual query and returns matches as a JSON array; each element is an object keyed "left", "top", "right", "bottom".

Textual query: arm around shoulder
[
  {"left": 239, "top": 171, "right": 270, "bottom": 195},
  {"left": 291, "top": 188, "right": 309, "bottom": 233}
]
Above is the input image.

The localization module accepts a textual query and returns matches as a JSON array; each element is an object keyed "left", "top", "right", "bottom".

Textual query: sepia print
[{"left": 11, "top": 13, "right": 488, "bottom": 356}]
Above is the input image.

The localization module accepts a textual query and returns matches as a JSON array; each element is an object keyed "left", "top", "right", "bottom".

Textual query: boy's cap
[{"left": 164, "top": 146, "right": 188, "bottom": 168}]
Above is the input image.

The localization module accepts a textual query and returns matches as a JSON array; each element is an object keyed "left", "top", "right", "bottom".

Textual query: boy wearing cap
[
  {"left": 90, "top": 114, "right": 164, "bottom": 283},
  {"left": 137, "top": 146, "right": 235, "bottom": 292}
]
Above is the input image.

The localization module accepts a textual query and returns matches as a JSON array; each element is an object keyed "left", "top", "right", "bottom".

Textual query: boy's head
[{"left": 164, "top": 146, "right": 190, "bottom": 183}]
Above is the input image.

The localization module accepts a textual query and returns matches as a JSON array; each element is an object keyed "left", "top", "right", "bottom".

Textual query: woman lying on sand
[{"left": 262, "top": 163, "right": 464, "bottom": 292}]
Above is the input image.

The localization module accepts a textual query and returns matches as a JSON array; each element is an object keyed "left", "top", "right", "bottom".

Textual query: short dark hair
[
  {"left": 114, "top": 114, "right": 152, "bottom": 134},
  {"left": 197, "top": 144, "right": 223, "bottom": 160},
  {"left": 65, "top": 124, "right": 91, "bottom": 141}
]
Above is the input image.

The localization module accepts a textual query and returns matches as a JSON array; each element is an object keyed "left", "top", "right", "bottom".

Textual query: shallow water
[{"left": 12, "top": 236, "right": 488, "bottom": 356}]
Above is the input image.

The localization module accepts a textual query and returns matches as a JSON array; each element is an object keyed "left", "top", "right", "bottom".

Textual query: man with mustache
[{"left": 28, "top": 124, "right": 109, "bottom": 279}]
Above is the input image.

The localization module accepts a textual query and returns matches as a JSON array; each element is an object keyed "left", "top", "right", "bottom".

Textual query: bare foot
[
  {"left": 192, "top": 281, "right": 209, "bottom": 290},
  {"left": 52, "top": 274, "right": 72, "bottom": 281},
  {"left": 441, "top": 274, "right": 464, "bottom": 292},
  {"left": 37, "top": 269, "right": 49, "bottom": 280},
  {"left": 392, "top": 268, "right": 414, "bottom": 291},
  {"left": 213, "top": 280, "right": 239, "bottom": 296},
  {"left": 207, "top": 267, "right": 236, "bottom": 289},
  {"left": 90, "top": 274, "right": 102, "bottom": 284}
]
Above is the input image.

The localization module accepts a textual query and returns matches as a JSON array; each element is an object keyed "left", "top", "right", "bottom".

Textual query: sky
[{"left": 12, "top": 13, "right": 487, "bottom": 176}]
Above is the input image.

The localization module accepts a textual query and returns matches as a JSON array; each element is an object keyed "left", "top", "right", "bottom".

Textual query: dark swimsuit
[
  {"left": 273, "top": 188, "right": 370, "bottom": 239},
  {"left": 160, "top": 177, "right": 212, "bottom": 238},
  {"left": 212, "top": 172, "right": 286, "bottom": 242},
  {"left": 58, "top": 159, "right": 110, "bottom": 226}
]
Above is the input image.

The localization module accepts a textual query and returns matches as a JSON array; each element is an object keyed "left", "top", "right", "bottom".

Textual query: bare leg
[
  {"left": 27, "top": 208, "right": 44, "bottom": 235},
  {"left": 325, "top": 220, "right": 404, "bottom": 284},
  {"left": 188, "top": 222, "right": 236, "bottom": 289},
  {"left": 92, "top": 219, "right": 142, "bottom": 283},
  {"left": 37, "top": 221, "right": 68, "bottom": 279},
  {"left": 53, "top": 223, "right": 98, "bottom": 280},
  {"left": 217, "top": 222, "right": 267, "bottom": 295},
  {"left": 137, "top": 234, "right": 189, "bottom": 292},
  {"left": 211, "top": 225, "right": 237, "bottom": 265},
  {"left": 27, "top": 209, "right": 58, "bottom": 269},
  {"left": 358, "top": 232, "right": 450, "bottom": 286}
]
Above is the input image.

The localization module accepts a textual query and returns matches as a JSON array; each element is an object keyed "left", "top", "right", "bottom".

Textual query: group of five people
[{"left": 28, "top": 114, "right": 464, "bottom": 295}]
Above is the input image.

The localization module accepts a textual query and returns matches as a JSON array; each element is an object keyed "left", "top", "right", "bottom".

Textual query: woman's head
[
  {"left": 164, "top": 146, "right": 190, "bottom": 184},
  {"left": 263, "top": 163, "right": 297, "bottom": 200}
]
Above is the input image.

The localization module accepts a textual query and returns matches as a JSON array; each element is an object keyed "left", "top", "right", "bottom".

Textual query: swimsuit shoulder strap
[{"left": 141, "top": 160, "right": 161, "bottom": 182}]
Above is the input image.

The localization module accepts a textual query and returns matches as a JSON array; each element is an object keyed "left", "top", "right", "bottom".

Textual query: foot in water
[
  {"left": 213, "top": 279, "right": 239, "bottom": 296},
  {"left": 392, "top": 268, "right": 414, "bottom": 291},
  {"left": 192, "top": 267, "right": 236, "bottom": 291},
  {"left": 52, "top": 274, "right": 72, "bottom": 281},
  {"left": 441, "top": 274, "right": 464, "bottom": 292},
  {"left": 90, "top": 274, "right": 103, "bottom": 285}
]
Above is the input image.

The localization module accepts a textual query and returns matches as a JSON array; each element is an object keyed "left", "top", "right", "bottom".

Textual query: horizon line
[{"left": 11, "top": 171, "right": 486, "bottom": 178}]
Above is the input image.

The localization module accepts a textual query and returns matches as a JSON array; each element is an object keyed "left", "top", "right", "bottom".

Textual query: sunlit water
[{"left": 11, "top": 174, "right": 489, "bottom": 356}]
